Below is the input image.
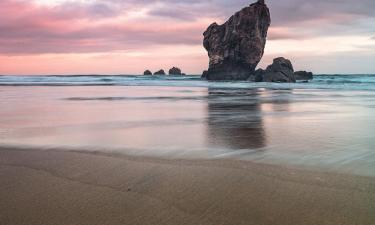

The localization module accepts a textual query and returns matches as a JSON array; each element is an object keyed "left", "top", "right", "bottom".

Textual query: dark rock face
[
  {"left": 169, "top": 67, "right": 182, "bottom": 75},
  {"left": 143, "top": 70, "right": 152, "bottom": 75},
  {"left": 262, "top": 57, "right": 296, "bottom": 83},
  {"left": 249, "top": 57, "right": 312, "bottom": 83},
  {"left": 203, "top": 0, "right": 271, "bottom": 80},
  {"left": 201, "top": 70, "right": 208, "bottom": 79},
  {"left": 154, "top": 69, "right": 166, "bottom": 75},
  {"left": 248, "top": 68, "right": 265, "bottom": 82},
  {"left": 294, "top": 71, "right": 313, "bottom": 81}
]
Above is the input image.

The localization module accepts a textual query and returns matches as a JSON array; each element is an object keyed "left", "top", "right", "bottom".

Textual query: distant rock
[
  {"left": 154, "top": 69, "right": 166, "bottom": 75},
  {"left": 143, "top": 70, "right": 152, "bottom": 75},
  {"left": 202, "top": 0, "right": 271, "bottom": 80},
  {"left": 169, "top": 67, "right": 182, "bottom": 75},
  {"left": 182, "top": 73, "right": 186, "bottom": 76},
  {"left": 261, "top": 57, "right": 296, "bottom": 83},
  {"left": 294, "top": 71, "right": 313, "bottom": 81}
]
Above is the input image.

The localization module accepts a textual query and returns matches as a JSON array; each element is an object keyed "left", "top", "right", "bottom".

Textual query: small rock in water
[
  {"left": 169, "top": 67, "right": 182, "bottom": 75},
  {"left": 143, "top": 70, "right": 152, "bottom": 75},
  {"left": 153, "top": 69, "right": 166, "bottom": 75},
  {"left": 294, "top": 71, "right": 314, "bottom": 81},
  {"left": 250, "top": 58, "right": 313, "bottom": 83},
  {"left": 261, "top": 57, "right": 296, "bottom": 83}
]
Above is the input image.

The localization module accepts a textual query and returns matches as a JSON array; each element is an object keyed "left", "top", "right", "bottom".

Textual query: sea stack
[
  {"left": 203, "top": 0, "right": 271, "bottom": 80},
  {"left": 143, "top": 70, "right": 152, "bottom": 75},
  {"left": 154, "top": 69, "right": 166, "bottom": 75},
  {"left": 169, "top": 67, "right": 182, "bottom": 75}
]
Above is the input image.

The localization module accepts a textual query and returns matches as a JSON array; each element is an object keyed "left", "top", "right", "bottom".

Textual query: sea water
[{"left": 1, "top": 75, "right": 375, "bottom": 176}]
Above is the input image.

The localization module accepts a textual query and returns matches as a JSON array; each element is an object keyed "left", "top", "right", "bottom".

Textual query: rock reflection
[
  {"left": 206, "top": 88, "right": 267, "bottom": 150},
  {"left": 267, "top": 90, "right": 292, "bottom": 112}
]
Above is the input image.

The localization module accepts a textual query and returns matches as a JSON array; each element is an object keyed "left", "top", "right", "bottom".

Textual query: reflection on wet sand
[
  {"left": 266, "top": 90, "right": 292, "bottom": 112},
  {"left": 206, "top": 88, "right": 267, "bottom": 150}
]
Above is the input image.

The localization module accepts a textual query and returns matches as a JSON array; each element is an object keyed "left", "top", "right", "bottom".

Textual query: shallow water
[{"left": 1, "top": 75, "right": 375, "bottom": 176}]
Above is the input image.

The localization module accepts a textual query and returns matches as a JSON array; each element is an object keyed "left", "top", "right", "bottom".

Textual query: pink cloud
[
  {"left": 0, "top": 0, "right": 209, "bottom": 54},
  {"left": 267, "top": 27, "right": 311, "bottom": 40},
  {"left": 0, "top": 0, "right": 373, "bottom": 54}
]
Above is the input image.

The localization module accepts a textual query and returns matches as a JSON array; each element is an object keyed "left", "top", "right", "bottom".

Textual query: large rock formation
[
  {"left": 203, "top": 0, "right": 271, "bottom": 80},
  {"left": 249, "top": 68, "right": 266, "bottom": 82},
  {"left": 169, "top": 67, "right": 182, "bottom": 75}
]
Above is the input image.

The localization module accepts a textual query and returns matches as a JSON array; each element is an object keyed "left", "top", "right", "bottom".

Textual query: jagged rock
[
  {"left": 169, "top": 67, "right": 182, "bottom": 75},
  {"left": 154, "top": 69, "right": 166, "bottom": 75},
  {"left": 251, "top": 58, "right": 312, "bottom": 83},
  {"left": 143, "top": 70, "right": 152, "bottom": 75},
  {"left": 294, "top": 71, "right": 313, "bottom": 81},
  {"left": 182, "top": 73, "right": 186, "bottom": 76},
  {"left": 262, "top": 57, "right": 296, "bottom": 83},
  {"left": 203, "top": 0, "right": 271, "bottom": 80}
]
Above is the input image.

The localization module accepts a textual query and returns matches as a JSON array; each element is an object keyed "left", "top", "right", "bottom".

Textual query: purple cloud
[{"left": 0, "top": 0, "right": 374, "bottom": 55}]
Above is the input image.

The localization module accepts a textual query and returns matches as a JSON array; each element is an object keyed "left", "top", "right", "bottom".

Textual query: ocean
[{"left": 1, "top": 74, "right": 375, "bottom": 176}]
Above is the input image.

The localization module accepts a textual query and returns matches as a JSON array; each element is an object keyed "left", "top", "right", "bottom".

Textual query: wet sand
[{"left": 0, "top": 147, "right": 374, "bottom": 225}]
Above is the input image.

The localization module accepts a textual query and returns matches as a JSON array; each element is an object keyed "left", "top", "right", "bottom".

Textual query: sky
[{"left": 0, "top": 0, "right": 374, "bottom": 75}]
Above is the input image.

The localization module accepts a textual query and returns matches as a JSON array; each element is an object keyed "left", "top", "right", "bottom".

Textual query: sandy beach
[{"left": 0, "top": 147, "right": 374, "bottom": 225}]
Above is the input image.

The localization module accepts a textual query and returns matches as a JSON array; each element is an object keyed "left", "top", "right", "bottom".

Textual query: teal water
[{"left": 0, "top": 75, "right": 375, "bottom": 177}]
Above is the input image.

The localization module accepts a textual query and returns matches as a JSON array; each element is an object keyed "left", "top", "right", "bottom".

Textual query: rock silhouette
[
  {"left": 154, "top": 69, "right": 166, "bottom": 75},
  {"left": 252, "top": 57, "right": 296, "bottom": 83},
  {"left": 169, "top": 67, "right": 182, "bottom": 75},
  {"left": 262, "top": 57, "right": 296, "bottom": 83},
  {"left": 143, "top": 70, "right": 152, "bottom": 75}
]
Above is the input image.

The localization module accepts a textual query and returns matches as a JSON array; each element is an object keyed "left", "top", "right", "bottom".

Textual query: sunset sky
[{"left": 0, "top": 0, "right": 374, "bottom": 75}]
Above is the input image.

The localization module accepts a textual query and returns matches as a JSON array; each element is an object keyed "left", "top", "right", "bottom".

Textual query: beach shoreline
[{"left": 0, "top": 146, "right": 374, "bottom": 225}]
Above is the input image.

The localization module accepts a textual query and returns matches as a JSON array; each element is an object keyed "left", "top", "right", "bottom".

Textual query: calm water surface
[{"left": 1, "top": 75, "right": 375, "bottom": 176}]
